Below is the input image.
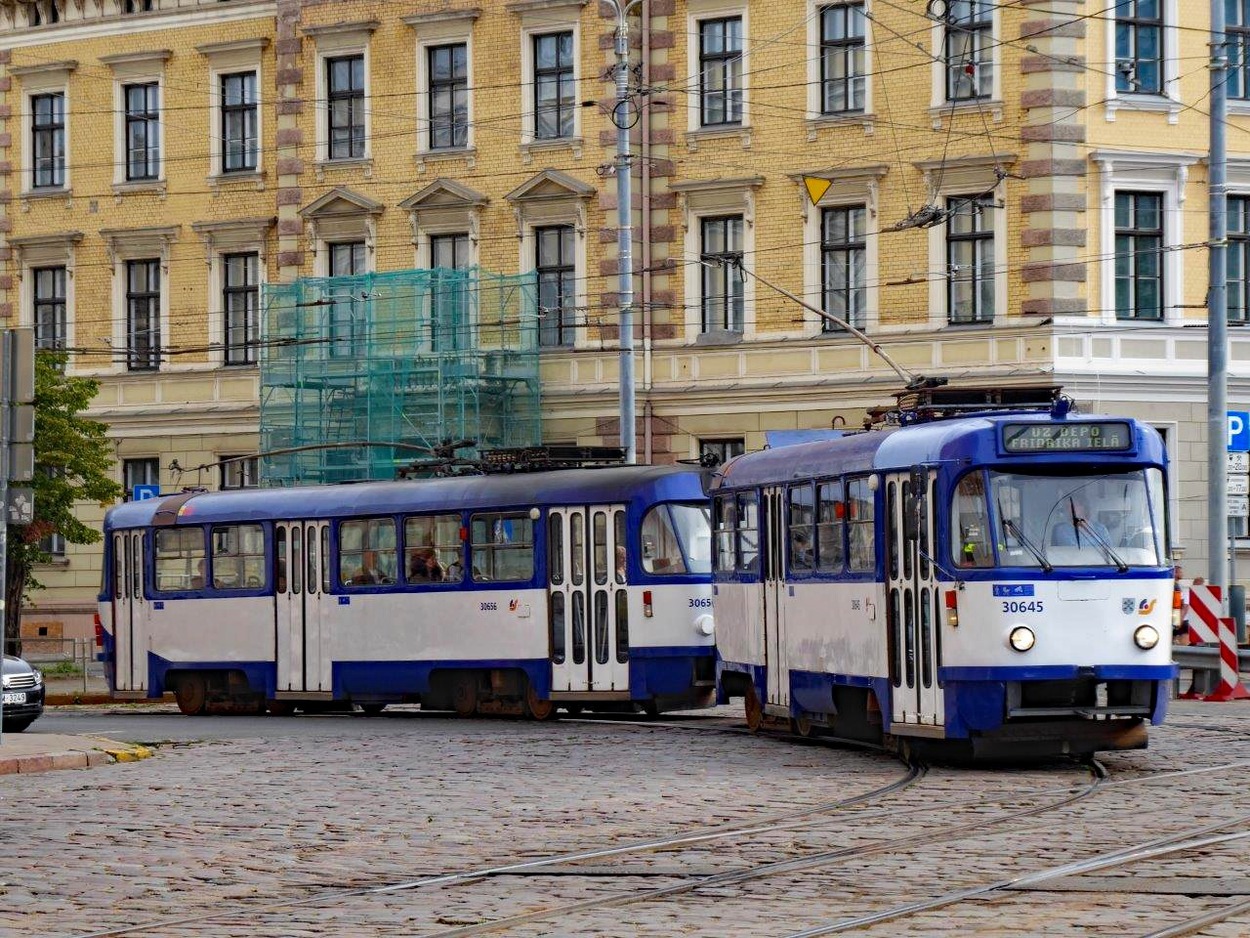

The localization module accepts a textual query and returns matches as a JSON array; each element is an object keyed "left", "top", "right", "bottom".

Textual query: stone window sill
[
  {"left": 415, "top": 147, "right": 477, "bottom": 171},
  {"left": 519, "top": 136, "right": 582, "bottom": 164},
  {"left": 1105, "top": 94, "right": 1181, "bottom": 124},
  {"left": 928, "top": 100, "right": 1003, "bottom": 127},
  {"left": 21, "top": 186, "right": 72, "bottom": 201},
  {"left": 685, "top": 125, "right": 753, "bottom": 151},
  {"left": 208, "top": 170, "right": 266, "bottom": 189},
  {"left": 315, "top": 157, "right": 374, "bottom": 181},
  {"left": 805, "top": 113, "right": 875, "bottom": 139},
  {"left": 112, "top": 181, "right": 166, "bottom": 198}
]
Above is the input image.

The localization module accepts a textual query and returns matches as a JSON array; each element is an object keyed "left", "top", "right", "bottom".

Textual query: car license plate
[{"left": 2, "top": 692, "right": 26, "bottom": 705}]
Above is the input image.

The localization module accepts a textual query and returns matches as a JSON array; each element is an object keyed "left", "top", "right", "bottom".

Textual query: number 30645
[
  {"left": 1001, "top": 600, "right": 1043, "bottom": 614},
  {"left": 688, "top": 597, "right": 713, "bottom": 608}
]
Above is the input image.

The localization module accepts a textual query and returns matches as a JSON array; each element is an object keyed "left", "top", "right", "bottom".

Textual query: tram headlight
[
  {"left": 1134, "top": 624, "right": 1160, "bottom": 650},
  {"left": 1008, "top": 626, "right": 1036, "bottom": 652}
]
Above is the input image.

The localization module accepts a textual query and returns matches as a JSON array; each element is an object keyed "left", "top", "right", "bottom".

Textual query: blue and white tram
[
  {"left": 98, "top": 466, "right": 715, "bottom": 717},
  {"left": 711, "top": 406, "right": 1175, "bottom": 759}
]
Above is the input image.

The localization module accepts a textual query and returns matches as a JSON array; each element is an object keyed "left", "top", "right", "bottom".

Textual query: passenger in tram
[
  {"left": 352, "top": 550, "right": 387, "bottom": 585},
  {"left": 408, "top": 549, "right": 445, "bottom": 583},
  {"left": 190, "top": 560, "right": 206, "bottom": 590},
  {"left": 615, "top": 545, "right": 627, "bottom": 582},
  {"left": 1050, "top": 490, "right": 1113, "bottom": 546}
]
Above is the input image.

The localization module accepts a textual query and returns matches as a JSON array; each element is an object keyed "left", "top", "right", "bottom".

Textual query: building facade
[{"left": 0, "top": 0, "right": 1245, "bottom": 635}]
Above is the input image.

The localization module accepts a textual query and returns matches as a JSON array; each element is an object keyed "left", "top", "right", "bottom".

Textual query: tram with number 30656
[
  {"left": 711, "top": 388, "right": 1176, "bottom": 759},
  {"left": 98, "top": 463, "right": 715, "bottom": 718}
]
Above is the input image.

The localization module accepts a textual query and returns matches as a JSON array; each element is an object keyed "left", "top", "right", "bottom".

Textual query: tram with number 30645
[
  {"left": 97, "top": 463, "right": 715, "bottom": 718},
  {"left": 711, "top": 388, "right": 1176, "bottom": 759}
]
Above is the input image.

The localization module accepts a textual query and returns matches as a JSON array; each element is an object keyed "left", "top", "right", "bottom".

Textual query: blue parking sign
[{"left": 131, "top": 483, "right": 160, "bottom": 501}]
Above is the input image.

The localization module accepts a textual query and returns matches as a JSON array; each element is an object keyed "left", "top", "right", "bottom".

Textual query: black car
[{"left": 2, "top": 655, "right": 44, "bottom": 733}]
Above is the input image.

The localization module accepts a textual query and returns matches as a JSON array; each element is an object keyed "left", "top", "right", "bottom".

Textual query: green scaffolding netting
[{"left": 259, "top": 267, "right": 541, "bottom": 485}]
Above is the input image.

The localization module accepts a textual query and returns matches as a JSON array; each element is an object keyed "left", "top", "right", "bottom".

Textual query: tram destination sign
[{"left": 1002, "top": 421, "right": 1133, "bottom": 454}]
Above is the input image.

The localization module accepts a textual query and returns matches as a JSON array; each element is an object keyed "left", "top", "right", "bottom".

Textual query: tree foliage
[{"left": 4, "top": 351, "right": 122, "bottom": 654}]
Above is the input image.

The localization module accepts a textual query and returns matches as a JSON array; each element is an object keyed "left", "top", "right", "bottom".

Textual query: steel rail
[{"left": 1138, "top": 896, "right": 1250, "bottom": 938}]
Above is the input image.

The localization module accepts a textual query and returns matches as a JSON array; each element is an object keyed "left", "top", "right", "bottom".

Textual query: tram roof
[
  {"left": 712, "top": 412, "right": 1165, "bottom": 490},
  {"left": 103, "top": 464, "right": 709, "bottom": 530}
]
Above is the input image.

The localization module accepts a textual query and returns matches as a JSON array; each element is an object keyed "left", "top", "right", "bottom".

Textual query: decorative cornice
[
  {"left": 402, "top": 8, "right": 481, "bottom": 26},
  {"left": 787, "top": 164, "right": 889, "bottom": 184},
  {"left": 505, "top": 168, "right": 596, "bottom": 203},
  {"left": 399, "top": 178, "right": 489, "bottom": 211},
  {"left": 299, "top": 186, "right": 384, "bottom": 217},
  {"left": 301, "top": 19, "right": 380, "bottom": 38},
  {"left": 9, "top": 59, "right": 77, "bottom": 76},
  {"left": 7, "top": 231, "right": 83, "bottom": 247},
  {"left": 99, "top": 50, "right": 173, "bottom": 67},
  {"left": 195, "top": 37, "right": 270, "bottom": 57},
  {"left": 505, "top": 0, "right": 587, "bottom": 12},
  {"left": 191, "top": 216, "right": 276, "bottom": 237},
  {"left": 669, "top": 175, "right": 765, "bottom": 194},
  {"left": 912, "top": 153, "right": 1018, "bottom": 175}
]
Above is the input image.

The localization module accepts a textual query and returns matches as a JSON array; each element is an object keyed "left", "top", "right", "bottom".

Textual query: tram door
[
  {"left": 761, "top": 486, "right": 789, "bottom": 709},
  {"left": 111, "top": 530, "right": 148, "bottom": 692},
  {"left": 275, "top": 521, "right": 332, "bottom": 693},
  {"left": 547, "top": 505, "right": 630, "bottom": 693},
  {"left": 886, "top": 470, "right": 944, "bottom": 729}
]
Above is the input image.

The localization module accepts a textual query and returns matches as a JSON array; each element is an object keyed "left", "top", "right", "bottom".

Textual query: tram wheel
[
  {"left": 452, "top": 675, "right": 478, "bottom": 717},
  {"left": 174, "top": 674, "right": 208, "bottom": 716},
  {"left": 524, "top": 684, "right": 558, "bottom": 721},
  {"left": 791, "top": 714, "right": 815, "bottom": 739},
  {"left": 744, "top": 684, "right": 764, "bottom": 734}
]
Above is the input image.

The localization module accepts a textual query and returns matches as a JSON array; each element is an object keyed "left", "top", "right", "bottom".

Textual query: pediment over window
[
  {"left": 299, "top": 187, "right": 384, "bottom": 220},
  {"left": 399, "top": 178, "right": 489, "bottom": 212},
  {"left": 505, "top": 169, "right": 596, "bottom": 205},
  {"left": 10, "top": 231, "right": 83, "bottom": 269}
]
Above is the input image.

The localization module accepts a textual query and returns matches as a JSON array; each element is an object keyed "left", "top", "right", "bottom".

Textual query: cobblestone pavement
[{"left": 3, "top": 701, "right": 1250, "bottom": 938}]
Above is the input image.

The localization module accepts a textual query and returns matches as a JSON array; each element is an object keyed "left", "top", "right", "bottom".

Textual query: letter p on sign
[{"left": 1229, "top": 411, "right": 1250, "bottom": 452}]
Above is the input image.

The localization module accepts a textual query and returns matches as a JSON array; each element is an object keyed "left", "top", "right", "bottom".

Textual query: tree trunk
[{"left": 4, "top": 561, "right": 26, "bottom": 658}]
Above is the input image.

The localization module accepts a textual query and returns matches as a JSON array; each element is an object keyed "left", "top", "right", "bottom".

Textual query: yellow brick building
[{"left": 0, "top": 0, "right": 1246, "bottom": 632}]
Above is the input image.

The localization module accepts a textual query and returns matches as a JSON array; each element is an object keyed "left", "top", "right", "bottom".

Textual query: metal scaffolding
[{"left": 259, "top": 267, "right": 541, "bottom": 485}]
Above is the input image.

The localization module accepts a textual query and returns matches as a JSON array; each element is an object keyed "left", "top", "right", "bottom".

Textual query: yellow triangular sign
[{"left": 803, "top": 176, "right": 832, "bottom": 206}]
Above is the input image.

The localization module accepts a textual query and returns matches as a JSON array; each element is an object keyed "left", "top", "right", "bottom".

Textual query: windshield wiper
[
  {"left": 1003, "top": 517, "right": 1053, "bottom": 572},
  {"left": 1074, "top": 517, "right": 1129, "bottom": 573}
]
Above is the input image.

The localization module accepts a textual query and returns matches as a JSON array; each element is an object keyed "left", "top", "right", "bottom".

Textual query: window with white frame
[
  {"left": 328, "top": 241, "right": 366, "bottom": 359},
  {"left": 221, "top": 455, "right": 259, "bottom": 490},
  {"left": 1114, "top": 191, "right": 1164, "bottom": 321},
  {"left": 428, "top": 43, "right": 468, "bottom": 150},
  {"left": 430, "top": 233, "right": 470, "bottom": 353},
  {"left": 820, "top": 4, "right": 865, "bottom": 115},
  {"left": 327, "top": 55, "right": 366, "bottom": 160},
  {"left": 820, "top": 206, "right": 866, "bottom": 330},
  {"left": 533, "top": 32, "right": 575, "bottom": 140},
  {"left": 123, "top": 457, "right": 159, "bottom": 495},
  {"left": 536, "top": 225, "right": 576, "bottom": 346},
  {"left": 1231, "top": 3, "right": 1250, "bottom": 101},
  {"left": 946, "top": 196, "right": 995, "bottom": 324},
  {"left": 1115, "top": 0, "right": 1163, "bottom": 95},
  {"left": 944, "top": 0, "right": 992, "bottom": 101},
  {"left": 700, "top": 215, "right": 744, "bottom": 332},
  {"left": 1230, "top": 195, "right": 1250, "bottom": 323},
  {"left": 31, "top": 93, "right": 65, "bottom": 190},
  {"left": 700, "top": 437, "right": 744, "bottom": 465},
  {"left": 126, "top": 258, "right": 161, "bottom": 370},
  {"left": 220, "top": 71, "right": 258, "bottom": 173},
  {"left": 124, "top": 83, "right": 160, "bottom": 181},
  {"left": 223, "top": 252, "right": 259, "bottom": 365},
  {"left": 32, "top": 266, "right": 66, "bottom": 350},
  {"left": 698, "top": 17, "right": 743, "bottom": 126},
  {"left": 431, "top": 232, "right": 470, "bottom": 269}
]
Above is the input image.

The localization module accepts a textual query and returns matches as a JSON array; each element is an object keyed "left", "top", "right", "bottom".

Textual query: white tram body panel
[{"left": 782, "top": 582, "right": 888, "bottom": 678}]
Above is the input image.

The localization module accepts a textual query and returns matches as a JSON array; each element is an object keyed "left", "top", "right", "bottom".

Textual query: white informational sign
[
  {"left": 1230, "top": 474, "right": 1250, "bottom": 496},
  {"left": 1230, "top": 495, "right": 1250, "bottom": 516},
  {"left": 1230, "top": 452, "right": 1250, "bottom": 473}
]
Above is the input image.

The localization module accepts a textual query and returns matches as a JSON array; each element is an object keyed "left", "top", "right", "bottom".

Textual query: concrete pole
[
  {"left": 613, "top": 0, "right": 640, "bottom": 464},
  {"left": 0, "top": 329, "right": 10, "bottom": 741},
  {"left": 1209, "top": 3, "right": 1229, "bottom": 593}
]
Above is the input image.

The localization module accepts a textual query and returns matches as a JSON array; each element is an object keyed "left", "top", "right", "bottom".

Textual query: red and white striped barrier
[{"left": 1185, "top": 584, "right": 1250, "bottom": 702}]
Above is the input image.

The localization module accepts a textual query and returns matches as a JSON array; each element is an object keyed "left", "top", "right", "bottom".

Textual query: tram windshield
[
  {"left": 952, "top": 467, "right": 1167, "bottom": 569},
  {"left": 640, "top": 502, "right": 712, "bottom": 575}
]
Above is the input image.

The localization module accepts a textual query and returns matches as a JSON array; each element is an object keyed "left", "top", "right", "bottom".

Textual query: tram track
[{"left": 67, "top": 758, "right": 924, "bottom": 938}]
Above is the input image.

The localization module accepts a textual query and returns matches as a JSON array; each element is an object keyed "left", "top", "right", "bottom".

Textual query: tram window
[
  {"left": 340, "top": 518, "right": 398, "bottom": 586},
  {"left": 570, "top": 512, "right": 585, "bottom": 585},
  {"left": 614, "top": 511, "right": 627, "bottom": 584},
  {"left": 404, "top": 513, "right": 462, "bottom": 585},
  {"left": 291, "top": 526, "right": 303, "bottom": 594},
  {"left": 153, "top": 527, "right": 206, "bottom": 592},
  {"left": 815, "top": 481, "right": 845, "bottom": 573},
  {"left": 952, "top": 472, "right": 993, "bottom": 568},
  {"left": 737, "top": 493, "right": 759, "bottom": 573},
  {"left": 306, "top": 528, "right": 318, "bottom": 594},
  {"left": 901, "top": 481, "right": 913, "bottom": 580},
  {"left": 113, "top": 539, "right": 124, "bottom": 600},
  {"left": 886, "top": 481, "right": 898, "bottom": 580},
  {"left": 789, "top": 483, "right": 815, "bottom": 574},
  {"left": 615, "top": 590, "right": 629, "bottom": 663},
  {"left": 593, "top": 511, "right": 608, "bottom": 586},
  {"left": 641, "top": 503, "right": 707, "bottom": 575},
  {"left": 847, "top": 477, "right": 875, "bottom": 573},
  {"left": 551, "top": 592, "right": 566, "bottom": 664},
  {"left": 276, "top": 527, "right": 287, "bottom": 593},
  {"left": 548, "top": 515, "right": 565, "bottom": 586},
  {"left": 321, "top": 526, "right": 331, "bottom": 593},
  {"left": 713, "top": 495, "right": 736, "bottom": 572},
  {"left": 572, "top": 591, "right": 586, "bottom": 663},
  {"left": 469, "top": 513, "right": 534, "bottom": 582},
  {"left": 594, "top": 589, "right": 609, "bottom": 665},
  {"left": 210, "top": 524, "right": 266, "bottom": 590}
]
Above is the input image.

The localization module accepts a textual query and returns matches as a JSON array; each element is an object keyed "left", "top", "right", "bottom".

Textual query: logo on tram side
[
  {"left": 1122, "top": 597, "right": 1156, "bottom": 615},
  {"left": 992, "top": 584, "right": 1034, "bottom": 597}
]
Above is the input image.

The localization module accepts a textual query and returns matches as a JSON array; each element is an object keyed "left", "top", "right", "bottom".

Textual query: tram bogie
[{"left": 711, "top": 390, "right": 1176, "bottom": 760}]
